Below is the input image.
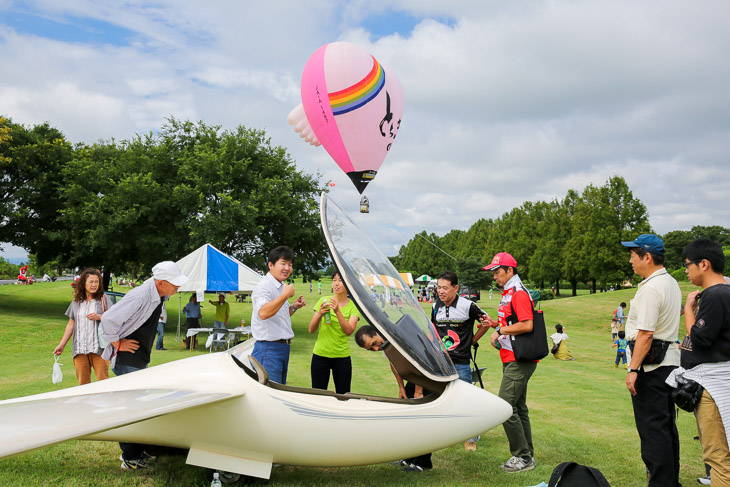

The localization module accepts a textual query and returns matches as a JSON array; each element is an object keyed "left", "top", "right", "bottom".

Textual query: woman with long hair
[
  {"left": 53, "top": 268, "right": 113, "bottom": 384},
  {"left": 308, "top": 272, "right": 359, "bottom": 394}
]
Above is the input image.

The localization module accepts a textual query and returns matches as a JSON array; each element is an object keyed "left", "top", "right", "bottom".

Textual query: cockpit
[{"left": 230, "top": 192, "right": 456, "bottom": 398}]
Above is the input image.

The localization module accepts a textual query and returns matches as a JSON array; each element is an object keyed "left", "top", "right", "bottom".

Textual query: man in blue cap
[{"left": 621, "top": 234, "right": 682, "bottom": 486}]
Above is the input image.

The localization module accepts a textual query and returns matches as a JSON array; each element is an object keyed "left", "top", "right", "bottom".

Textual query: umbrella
[{"left": 415, "top": 274, "right": 433, "bottom": 283}]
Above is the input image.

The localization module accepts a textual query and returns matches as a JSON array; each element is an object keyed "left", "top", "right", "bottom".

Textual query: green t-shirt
[
  {"left": 212, "top": 301, "right": 230, "bottom": 322},
  {"left": 312, "top": 296, "right": 360, "bottom": 358}
]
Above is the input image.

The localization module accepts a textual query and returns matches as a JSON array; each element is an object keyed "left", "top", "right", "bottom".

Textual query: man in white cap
[{"left": 100, "top": 261, "right": 189, "bottom": 470}]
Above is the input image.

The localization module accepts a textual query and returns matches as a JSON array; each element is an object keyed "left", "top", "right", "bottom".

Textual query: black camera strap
[{"left": 470, "top": 344, "right": 485, "bottom": 389}]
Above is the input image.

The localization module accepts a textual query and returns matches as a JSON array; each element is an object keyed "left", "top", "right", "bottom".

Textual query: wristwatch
[
  {"left": 627, "top": 366, "right": 636, "bottom": 373},
  {"left": 496, "top": 326, "right": 502, "bottom": 335}
]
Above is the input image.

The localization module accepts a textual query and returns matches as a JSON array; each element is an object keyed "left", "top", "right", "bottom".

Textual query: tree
[
  {"left": 0, "top": 117, "right": 11, "bottom": 164},
  {"left": 663, "top": 226, "right": 730, "bottom": 271},
  {"left": 528, "top": 200, "right": 566, "bottom": 294},
  {"left": 456, "top": 257, "right": 491, "bottom": 291},
  {"left": 395, "top": 176, "right": 654, "bottom": 296},
  {"left": 57, "top": 118, "right": 328, "bottom": 282},
  {"left": 398, "top": 231, "right": 456, "bottom": 277},
  {"left": 575, "top": 176, "right": 651, "bottom": 293},
  {"left": 0, "top": 118, "right": 74, "bottom": 263},
  {"left": 690, "top": 225, "right": 730, "bottom": 247},
  {"left": 662, "top": 230, "right": 694, "bottom": 270},
  {"left": 561, "top": 189, "right": 589, "bottom": 296}
]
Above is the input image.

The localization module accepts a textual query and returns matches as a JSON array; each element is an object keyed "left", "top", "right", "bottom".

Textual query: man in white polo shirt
[
  {"left": 621, "top": 234, "right": 682, "bottom": 487},
  {"left": 250, "top": 246, "right": 307, "bottom": 384}
]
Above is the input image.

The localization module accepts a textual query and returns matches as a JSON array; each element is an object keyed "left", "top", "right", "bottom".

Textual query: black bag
[
  {"left": 672, "top": 379, "right": 704, "bottom": 412},
  {"left": 509, "top": 298, "right": 549, "bottom": 362},
  {"left": 627, "top": 339, "right": 672, "bottom": 365},
  {"left": 548, "top": 462, "right": 611, "bottom": 487},
  {"left": 551, "top": 341, "right": 560, "bottom": 354}
]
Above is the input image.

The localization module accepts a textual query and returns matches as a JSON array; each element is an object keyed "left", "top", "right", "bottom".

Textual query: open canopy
[
  {"left": 320, "top": 193, "right": 456, "bottom": 384},
  {"left": 414, "top": 274, "right": 432, "bottom": 283},
  {"left": 176, "top": 244, "right": 262, "bottom": 292}
]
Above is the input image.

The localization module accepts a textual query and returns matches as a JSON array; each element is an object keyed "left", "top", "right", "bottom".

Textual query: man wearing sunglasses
[{"left": 674, "top": 238, "right": 730, "bottom": 486}]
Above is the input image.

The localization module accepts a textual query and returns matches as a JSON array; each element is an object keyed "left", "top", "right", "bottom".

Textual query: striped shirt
[{"left": 667, "top": 362, "right": 730, "bottom": 443}]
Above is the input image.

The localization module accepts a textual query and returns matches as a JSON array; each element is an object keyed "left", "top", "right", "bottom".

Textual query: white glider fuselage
[{"left": 0, "top": 343, "right": 511, "bottom": 479}]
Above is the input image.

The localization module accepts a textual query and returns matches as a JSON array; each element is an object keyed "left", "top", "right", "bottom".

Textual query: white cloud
[{"left": 2, "top": 0, "right": 730, "bottom": 261}]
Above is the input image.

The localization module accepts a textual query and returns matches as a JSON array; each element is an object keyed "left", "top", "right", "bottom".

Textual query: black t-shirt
[
  {"left": 681, "top": 284, "right": 730, "bottom": 369},
  {"left": 432, "top": 295, "right": 485, "bottom": 365},
  {"left": 117, "top": 299, "right": 163, "bottom": 369}
]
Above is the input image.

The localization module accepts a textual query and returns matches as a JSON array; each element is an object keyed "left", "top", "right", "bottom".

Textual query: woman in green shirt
[{"left": 308, "top": 272, "right": 359, "bottom": 393}]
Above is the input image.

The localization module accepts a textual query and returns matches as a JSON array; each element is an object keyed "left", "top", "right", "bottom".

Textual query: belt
[{"left": 259, "top": 339, "right": 292, "bottom": 345}]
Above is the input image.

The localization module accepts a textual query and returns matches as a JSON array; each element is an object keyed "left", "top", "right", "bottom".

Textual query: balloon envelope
[{"left": 294, "top": 42, "right": 404, "bottom": 194}]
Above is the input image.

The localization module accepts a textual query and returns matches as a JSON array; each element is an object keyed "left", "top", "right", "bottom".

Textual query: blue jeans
[
  {"left": 112, "top": 364, "right": 147, "bottom": 460},
  {"left": 615, "top": 351, "right": 627, "bottom": 365},
  {"left": 112, "top": 364, "right": 146, "bottom": 376},
  {"left": 252, "top": 341, "right": 290, "bottom": 384},
  {"left": 455, "top": 363, "right": 479, "bottom": 443},
  {"left": 156, "top": 322, "right": 165, "bottom": 350}
]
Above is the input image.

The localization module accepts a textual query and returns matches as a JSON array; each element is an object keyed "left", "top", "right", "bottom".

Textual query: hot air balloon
[{"left": 287, "top": 42, "right": 404, "bottom": 194}]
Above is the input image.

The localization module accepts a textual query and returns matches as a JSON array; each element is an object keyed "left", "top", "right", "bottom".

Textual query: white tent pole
[{"left": 176, "top": 293, "right": 182, "bottom": 342}]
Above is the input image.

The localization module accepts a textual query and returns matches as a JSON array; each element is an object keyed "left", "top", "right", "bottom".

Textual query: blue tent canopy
[{"left": 176, "top": 244, "right": 262, "bottom": 293}]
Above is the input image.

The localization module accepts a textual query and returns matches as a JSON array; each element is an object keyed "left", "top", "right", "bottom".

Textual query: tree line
[
  {"left": 393, "top": 175, "right": 730, "bottom": 296},
  {"left": 0, "top": 116, "right": 329, "bottom": 286}
]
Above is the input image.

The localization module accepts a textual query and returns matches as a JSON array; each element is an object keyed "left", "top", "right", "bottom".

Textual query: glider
[{"left": 0, "top": 193, "right": 511, "bottom": 482}]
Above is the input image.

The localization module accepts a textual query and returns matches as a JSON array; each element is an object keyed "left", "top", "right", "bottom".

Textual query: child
[
  {"left": 612, "top": 330, "right": 628, "bottom": 368},
  {"left": 610, "top": 302, "right": 627, "bottom": 340}
]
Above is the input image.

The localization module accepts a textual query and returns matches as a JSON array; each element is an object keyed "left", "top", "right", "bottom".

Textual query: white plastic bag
[
  {"left": 52, "top": 355, "right": 63, "bottom": 384},
  {"left": 205, "top": 333, "right": 215, "bottom": 349}
]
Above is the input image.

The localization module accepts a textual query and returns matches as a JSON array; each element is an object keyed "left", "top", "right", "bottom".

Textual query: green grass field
[{"left": 0, "top": 279, "right": 707, "bottom": 486}]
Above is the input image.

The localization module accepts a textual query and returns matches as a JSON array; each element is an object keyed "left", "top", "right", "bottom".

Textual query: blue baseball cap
[{"left": 621, "top": 234, "right": 665, "bottom": 255}]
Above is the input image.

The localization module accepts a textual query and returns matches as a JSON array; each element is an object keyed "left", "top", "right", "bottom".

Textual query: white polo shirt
[
  {"left": 251, "top": 272, "right": 294, "bottom": 341},
  {"left": 625, "top": 268, "right": 682, "bottom": 372}
]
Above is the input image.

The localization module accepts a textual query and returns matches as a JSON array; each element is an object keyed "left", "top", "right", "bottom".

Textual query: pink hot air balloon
[{"left": 287, "top": 42, "right": 404, "bottom": 194}]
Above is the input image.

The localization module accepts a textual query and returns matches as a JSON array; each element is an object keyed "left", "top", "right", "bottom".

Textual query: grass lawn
[{"left": 0, "top": 279, "right": 708, "bottom": 486}]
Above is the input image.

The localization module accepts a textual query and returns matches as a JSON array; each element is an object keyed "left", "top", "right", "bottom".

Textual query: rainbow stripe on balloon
[{"left": 329, "top": 56, "right": 385, "bottom": 116}]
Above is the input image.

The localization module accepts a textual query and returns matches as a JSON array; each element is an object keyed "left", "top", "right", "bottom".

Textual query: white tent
[
  {"left": 399, "top": 272, "right": 414, "bottom": 287},
  {"left": 174, "top": 244, "right": 263, "bottom": 340}
]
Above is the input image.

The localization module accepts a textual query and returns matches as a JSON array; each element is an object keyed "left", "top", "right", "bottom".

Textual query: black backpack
[{"left": 548, "top": 462, "right": 611, "bottom": 487}]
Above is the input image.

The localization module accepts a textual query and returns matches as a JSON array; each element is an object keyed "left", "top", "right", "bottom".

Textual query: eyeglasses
[{"left": 683, "top": 260, "right": 703, "bottom": 268}]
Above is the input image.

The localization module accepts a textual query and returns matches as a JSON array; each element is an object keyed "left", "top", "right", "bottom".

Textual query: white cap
[{"left": 152, "top": 261, "right": 189, "bottom": 286}]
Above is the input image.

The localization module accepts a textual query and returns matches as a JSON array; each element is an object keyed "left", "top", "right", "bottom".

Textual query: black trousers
[
  {"left": 403, "top": 382, "right": 433, "bottom": 469},
  {"left": 310, "top": 354, "right": 352, "bottom": 394},
  {"left": 631, "top": 365, "right": 680, "bottom": 487}
]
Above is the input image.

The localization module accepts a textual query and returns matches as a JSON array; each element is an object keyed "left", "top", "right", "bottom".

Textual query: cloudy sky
[{"left": 1, "top": 0, "right": 729, "bottom": 261}]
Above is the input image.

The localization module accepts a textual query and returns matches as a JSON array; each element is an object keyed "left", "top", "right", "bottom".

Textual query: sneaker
[
  {"left": 500, "top": 456, "right": 535, "bottom": 473},
  {"left": 465, "top": 440, "right": 477, "bottom": 451},
  {"left": 697, "top": 475, "right": 711, "bottom": 485},
  {"left": 141, "top": 451, "right": 157, "bottom": 462},
  {"left": 121, "top": 457, "right": 149, "bottom": 470},
  {"left": 389, "top": 460, "right": 409, "bottom": 467},
  {"left": 614, "top": 363, "right": 618, "bottom": 367},
  {"left": 401, "top": 463, "right": 424, "bottom": 472}
]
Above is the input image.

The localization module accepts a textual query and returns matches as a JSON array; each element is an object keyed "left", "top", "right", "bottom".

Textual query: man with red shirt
[{"left": 483, "top": 252, "right": 538, "bottom": 473}]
